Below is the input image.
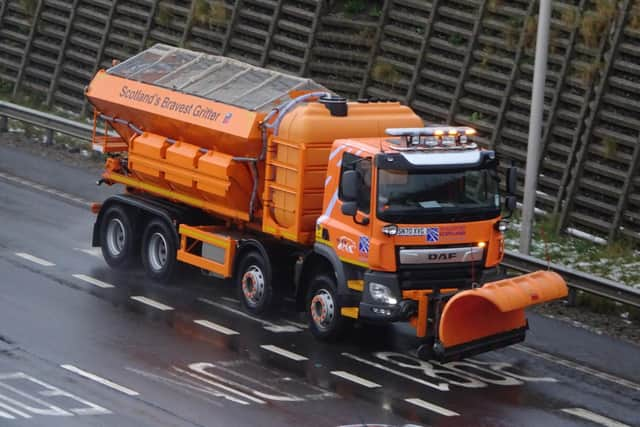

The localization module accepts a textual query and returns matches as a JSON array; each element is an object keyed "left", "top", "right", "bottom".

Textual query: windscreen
[{"left": 377, "top": 168, "right": 500, "bottom": 223}]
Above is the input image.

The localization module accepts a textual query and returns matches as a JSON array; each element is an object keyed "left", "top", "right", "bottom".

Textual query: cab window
[{"left": 339, "top": 152, "right": 371, "bottom": 214}]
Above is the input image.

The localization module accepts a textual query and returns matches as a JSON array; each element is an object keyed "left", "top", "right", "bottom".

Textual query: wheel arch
[
  {"left": 93, "top": 194, "right": 186, "bottom": 247},
  {"left": 294, "top": 244, "right": 348, "bottom": 310},
  {"left": 233, "top": 238, "right": 273, "bottom": 280}
]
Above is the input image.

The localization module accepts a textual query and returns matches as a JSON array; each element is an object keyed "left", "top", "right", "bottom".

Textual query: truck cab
[{"left": 309, "top": 126, "right": 519, "bottom": 359}]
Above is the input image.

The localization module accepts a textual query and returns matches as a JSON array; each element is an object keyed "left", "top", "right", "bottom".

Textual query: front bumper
[{"left": 357, "top": 267, "right": 502, "bottom": 323}]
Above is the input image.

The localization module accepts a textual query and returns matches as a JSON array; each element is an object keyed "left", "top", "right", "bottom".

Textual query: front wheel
[{"left": 307, "top": 274, "right": 349, "bottom": 341}]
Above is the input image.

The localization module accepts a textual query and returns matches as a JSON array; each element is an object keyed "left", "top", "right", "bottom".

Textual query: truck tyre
[
  {"left": 236, "top": 251, "right": 274, "bottom": 314},
  {"left": 141, "top": 218, "right": 178, "bottom": 283},
  {"left": 100, "top": 205, "right": 137, "bottom": 269},
  {"left": 307, "top": 274, "right": 349, "bottom": 341}
]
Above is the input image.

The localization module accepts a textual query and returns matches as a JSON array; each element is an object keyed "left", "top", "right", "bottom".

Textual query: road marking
[
  {"left": 514, "top": 345, "right": 640, "bottom": 391},
  {"left": 124, "top": 367, "right": 224, "bottom": 407},
  {"left": 561, "top": 408, "right": 630, "bottom": 427},
  {"left": 330, "top": 371, "right": 381, "bottom": 388},
  {"left": 220, "top": 296, "right": 240, "bottom": 304},
  {"left": 405, "top": 398, "right": 459, "bottom": 417},
  {"left": 0, "top": 372, "right": 110, "bottom": 417},
  {"left": 342, "top": 353, "right": 449, "bottom": 391},
  {"left": 189, "top": 362, "right": 308, "bottom": 402},
  {"left": 0, "top": 171, "right": 91, "bottom": 206},
  {"left": 174, "top": 367, "right": 263, "bottom": 405},
  {"left": 0, "top": 401, "right": 30, "bottom": 419},
  {"left": 194, "top": 320, "right": 239, "bottom": 335},
  {"left": 72, "top": 274, "right": 115, "bottom": 289},
  {"left": 260, "top": 345, "right": 308, "bottom": 362},
  {"left": 130, "top": 296, "right": 174, "bottom": 311},
  {"left": 14, "top": 252, "right": 55, "bottom": 267},
  {"left": 283, "top": 319, "right": 308, "bottom": 329},
  {"left": 198, "top": 298, "right": 302, "bottom": 333},
  {"left": 60, "top": 364, "right": 139, "bottom": 396},
  {"left": 73, "top": 248, "right": 102, "bottom": 258}
]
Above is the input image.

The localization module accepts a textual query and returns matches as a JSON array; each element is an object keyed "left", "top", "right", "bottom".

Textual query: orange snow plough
[{"left": 429, "top": 271, "right": 567, "bottom": 361}]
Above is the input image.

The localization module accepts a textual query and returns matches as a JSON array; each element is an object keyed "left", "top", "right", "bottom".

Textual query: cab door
[{"left": 318, "top": 151, "right": 372, "bottom": 269}]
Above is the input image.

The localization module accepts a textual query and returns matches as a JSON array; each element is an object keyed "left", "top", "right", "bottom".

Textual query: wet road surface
[{"left": 0, "top": 144, "right": 638, "bottom": 427}]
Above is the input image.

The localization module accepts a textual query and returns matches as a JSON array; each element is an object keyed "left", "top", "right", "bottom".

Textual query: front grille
[
  {"left": 398, "top": 264, "right": 481, "bottom": 290},
  {"left": 396, "top": 245, "right": 487, "bottom": 290}
]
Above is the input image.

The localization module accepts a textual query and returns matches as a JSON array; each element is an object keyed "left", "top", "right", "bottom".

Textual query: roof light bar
[
  {"left": 386, "top": 126, "right": 478, "bottom": 151},
  {"left": 386, "top": 126, "right": 476, "bottom": 137}
]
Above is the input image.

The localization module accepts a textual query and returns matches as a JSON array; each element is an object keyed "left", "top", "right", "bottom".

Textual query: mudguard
[{"left": 435, "top": 271, "right": 567, "bottom": 360}]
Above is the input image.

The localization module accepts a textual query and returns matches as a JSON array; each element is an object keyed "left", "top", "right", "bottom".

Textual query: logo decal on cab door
[
  {"left": 359, "top": 236, "right": 369, "bottom": 256},
  {"left": 337, "top": 236, "right": 356, "bottom": 254}
]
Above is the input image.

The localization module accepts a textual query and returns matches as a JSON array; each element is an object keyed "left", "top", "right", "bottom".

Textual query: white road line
[
  {"left": 174, "top": 367, "right": 264, "bottom": 405},
  {"left": 0, "top": 171, "right": 91, "bottom": 206},
  {"left": 405, "top": 398, "right": 459, "bottom": 417},
  {"left": 283, "top": 320, "right": 308, "bottom": 329},
  {"left": 514, "top": 345, "right": 640, "bottom": 392},
  {"left": 198, "top": 298, "right": 302, "bottom": 333},
  {"left": 342, "top": 353, "right": 449, "bottom": 391},
  {"left": 330, "top": 371, "right": 381, "bottom": 388},
  {"left": 73, "top": 247, "right": 102, "bottom": 258},
  {"left": 61, "top": 364, "right": 140, "bottom": 396},
  {"left": 220, "top": 296, "right": 240, "bottom": 304},
  {"left": 199, "top": 298, "right": 272, "bottom": 326},
  {"left": 130, "top": 296, "right": 174, "bottom": 311},
  {"left": 260, "top": 345, "right": 308, "bottom": 362},
  {"left": 194, "top": 320, "right": 239, "bottom": 336},
  {"left": 72, "top": 274, "right": 115, "bottom": 289},
  {"left": 14, "top": 252, "right": 55, "bottom": 267},
  {"left": 561, "top": 408, "right": 630, "bottom": 427}
]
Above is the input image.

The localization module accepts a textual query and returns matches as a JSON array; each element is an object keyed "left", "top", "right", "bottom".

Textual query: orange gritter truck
[{"left": 87, "top": 45, "right": 568, "bottom": 361}]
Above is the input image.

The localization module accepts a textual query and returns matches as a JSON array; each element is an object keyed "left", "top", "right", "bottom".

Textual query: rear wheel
[
  {"left": 141, "top": 219, "right": 178, "bottom": 283},
  {"left": 236, "top": 251, "right": 275, "bottom": 314},
  {"left": 307, "top": 274, "right": 349, "bottom": 341},
  {"left": 100, "top": 205, "right": 137, "bottom": 269}
]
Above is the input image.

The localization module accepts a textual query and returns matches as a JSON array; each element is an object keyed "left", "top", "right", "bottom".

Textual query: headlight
[{"left": 369, "top": 282, "right": 397, "bottom": 305}]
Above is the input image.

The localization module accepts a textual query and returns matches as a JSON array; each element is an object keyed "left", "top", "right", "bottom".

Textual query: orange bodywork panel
[
  {"left": 438, "top": 271, "right": 568, "bottom": 348},
  {"left": 177, "top": 225, "right": 237, "bottom": 278},
  {"left": 262, "top": 102, "right": 423, "bottom": 244},
  {"left": 86, "top": 71, "right": 264, "bottom": 157}
]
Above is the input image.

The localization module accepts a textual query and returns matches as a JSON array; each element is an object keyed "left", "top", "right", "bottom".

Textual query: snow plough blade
[{"left": 433, "top": 271, "right": 567, "bottom": 362}]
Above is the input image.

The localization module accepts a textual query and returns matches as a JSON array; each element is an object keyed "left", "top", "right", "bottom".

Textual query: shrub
[
  {"left": 156, "top": 3, "right": 172, "bottom": 26},
  {"left": 371, "top": 61, "right": 400, "bottom": 86},
  {"left": 579, "top": 0, "right": 617, "bottom": 48},
  {"left": 344, "top": 0, "right": 366, "bottom": 16},
  {"left": 20, "top": 0, "right": 37, "bottom": 18},
  {"left": 561, "top": 6, "right": 579, "bottom": 29}
]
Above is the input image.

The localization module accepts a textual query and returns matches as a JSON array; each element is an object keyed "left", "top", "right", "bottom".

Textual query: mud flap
[{"left": 433, "top": 271, "right": 567, "bottom": 362}]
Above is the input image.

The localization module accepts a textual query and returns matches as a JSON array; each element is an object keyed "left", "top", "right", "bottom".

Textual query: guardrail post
[
  {"left": 43, "top": 129, "right": 54, "bottom": 145},
  {"left": 0, "top": 115, "right": 7, "bottom": 133},
  {"left": 566, "top": 287, "right": 577, "bottom": 307}
]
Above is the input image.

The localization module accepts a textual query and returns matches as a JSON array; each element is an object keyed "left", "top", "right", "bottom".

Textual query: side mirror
[
  {"left": 341, "top": 201, "right": 357, "bottom": 216},
  {"left": 342, "top": 170, "right": 359, "bottom": 201},
  {"left": 506, "top": 167, "right": 518, "bottom": 195},
  {"left": 503, "top": 195, "right": 517, "bottom": 219}
]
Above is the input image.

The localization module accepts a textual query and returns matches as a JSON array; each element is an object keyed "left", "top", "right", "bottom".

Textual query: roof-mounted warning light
[{"left": 386, "top": 126, "right": 478, "bottom": 151}]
